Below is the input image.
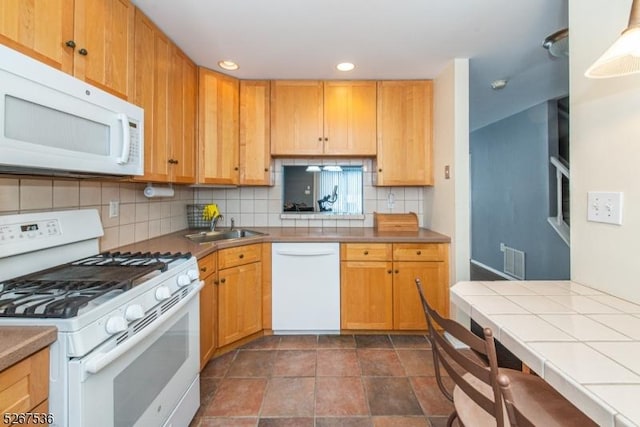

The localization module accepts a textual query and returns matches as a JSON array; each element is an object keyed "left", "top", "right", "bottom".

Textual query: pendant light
[{"left": 585, "top": 0, "right": 640, "bottom": 78}]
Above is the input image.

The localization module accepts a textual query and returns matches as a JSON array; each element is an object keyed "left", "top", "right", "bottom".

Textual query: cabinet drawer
[
  {"left": 0, "top": 347, "right": 49, "bottom": 417},
  {"left": 341, "top": 243, "right": 391, "bottom": 261},
  {"left": 218, "top": 243, "right": 262, "bottom": 269},
  {"left": 197, "top": 253, "right": 217, "bottom": 278},
  {"left": 393, "top": 243, "right": 446, "bottom": 261}
]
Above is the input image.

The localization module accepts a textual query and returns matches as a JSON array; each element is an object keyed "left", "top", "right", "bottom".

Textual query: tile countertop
[
  {"left": 0, "top": 326, "right": 57, "bottom": 371},
  {"left": 116, "top": 227, "right": 451, "bottom": 260},
  {"left": 451, "top": 280, "right": 640, "bottom": 427}
]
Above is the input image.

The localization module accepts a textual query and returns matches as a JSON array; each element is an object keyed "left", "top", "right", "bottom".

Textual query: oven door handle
[{"left": 83, "top": 281, "right": 203, "bottom": 375}]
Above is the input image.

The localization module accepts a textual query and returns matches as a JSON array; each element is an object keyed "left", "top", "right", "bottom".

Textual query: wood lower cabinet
[
  {"left": 217, "top": 244, "right": 262, "bottom": 347},
  {"left": 375, "top": 80, "right": 433, "bottom": 186},
  {"left": 198, "top": 253, "right": 217, "bottom": 370},
  {"left": 341, "top": 242, "right": 448, "bottom": 331},
  {"left": 0, "top": 347, "right": 49, "bottom": 426},
  {"left": 0, "top": 0, "right": 135, "bottom": 100}
]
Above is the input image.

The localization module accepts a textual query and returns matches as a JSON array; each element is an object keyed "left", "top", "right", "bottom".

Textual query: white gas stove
[{"left": 0, "top": 209, "right": 202, "bottom": 427}]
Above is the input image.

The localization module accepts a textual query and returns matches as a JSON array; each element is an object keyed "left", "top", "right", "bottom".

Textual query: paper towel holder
[{"left": 144, "top": 183, "right": 175, "bottom": 198}]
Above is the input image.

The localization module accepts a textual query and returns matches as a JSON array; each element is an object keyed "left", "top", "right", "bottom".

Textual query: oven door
[{"left": 68, "top": 289, "right": 200, "bottom": 427}]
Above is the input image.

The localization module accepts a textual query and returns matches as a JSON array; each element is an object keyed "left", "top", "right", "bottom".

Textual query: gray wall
[{"left": 470, "top": 101, "right": 570, "bottom": 280}]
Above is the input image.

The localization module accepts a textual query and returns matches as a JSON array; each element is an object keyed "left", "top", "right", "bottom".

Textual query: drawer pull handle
[
  {"left": 200, "top": 266, "right": 207, "bottom": 272},
  {"left": 417, "top": 251, "right": 422, "bottom": 255},
  {"left": 364, "top": 251, "right": 369, "bottom": 255}
]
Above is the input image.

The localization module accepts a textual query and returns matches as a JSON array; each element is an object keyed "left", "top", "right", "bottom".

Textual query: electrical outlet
[
  {"left": 587, "top": 192, "right": 623, "bottom": 225},
  {"left": 387, "top": 192, "right": 395, "bottom": 209},
  {"left": 500, "top": 243, "right": 505, "bottom": 252},
  {"left": 109, "top": 201, "right": 119, "bottom": 218}
]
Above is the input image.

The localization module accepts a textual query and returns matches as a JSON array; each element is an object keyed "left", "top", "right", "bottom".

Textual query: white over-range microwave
[{"left": 0, "top": 44, "right": 143, "bottom": 176}]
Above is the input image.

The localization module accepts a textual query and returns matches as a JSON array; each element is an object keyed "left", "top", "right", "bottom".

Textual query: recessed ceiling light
[
  {"left": 218, "top": 60, "right": 239, "bottom": 71},
  {"left": 336, "top": 62, "right": 355, "bottom": 72}
]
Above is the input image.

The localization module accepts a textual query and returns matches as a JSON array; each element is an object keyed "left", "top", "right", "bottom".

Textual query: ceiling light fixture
[
  {"left": 490, "top": 79, "right": 508, "bottom": 90},
  {"left": 336, "top": 62, "right": 355, "bottom": 72},
  {"left": 585, "top": 0, "right": 640, "bottom": 78},
  {"left": 543, "top": 28, "right": 569, "bottom": 58},
  {"left": 218, "top": 60, "right": 239, "bottom": 71}
]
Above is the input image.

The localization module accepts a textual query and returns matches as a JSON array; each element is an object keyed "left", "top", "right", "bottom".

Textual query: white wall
[
  {"left": 570, "top": 0, "right": 640, "bottom": 303},
  {"left": 426, "top": 58, "right": 470, "bottom": 285}
]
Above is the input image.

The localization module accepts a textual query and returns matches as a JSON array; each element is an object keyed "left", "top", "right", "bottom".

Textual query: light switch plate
[{"left": 587, "top": 192, "right": 623, "bottom": 225}]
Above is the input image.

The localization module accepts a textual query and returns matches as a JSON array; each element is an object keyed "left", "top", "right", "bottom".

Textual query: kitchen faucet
[{"left": 210, "top": 214, "right": 224, "bottom": 231}]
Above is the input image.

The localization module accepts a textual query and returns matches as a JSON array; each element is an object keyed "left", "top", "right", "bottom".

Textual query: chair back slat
[{"left": 415, "top": 278, "right": 506, "bottom": 427}]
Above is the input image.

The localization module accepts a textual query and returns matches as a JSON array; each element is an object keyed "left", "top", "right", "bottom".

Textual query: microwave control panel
[{"left": 0, "top": 219, "right": 61, "bottom": 243}]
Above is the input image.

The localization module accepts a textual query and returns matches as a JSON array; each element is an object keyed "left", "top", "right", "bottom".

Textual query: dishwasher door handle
[{"left": 275, "top": 249, "right": 336, "bottom": 257}]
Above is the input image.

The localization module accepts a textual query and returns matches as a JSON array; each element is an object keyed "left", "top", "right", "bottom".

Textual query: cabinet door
[
  {"left": 0, "top": 0, "right": 74, "bottom": 73},
  {"left": 198, "top": 68, "right": 239, "bottom": 185},
  {"left": 217, "top": 262, "right": 262, "bottom": 347},
  {"left": 270, "top": 80, "right": 323, "bottom": 156},
  {"left": 73, "top": 0, "right": 134, "bottom": 100},
  {"left": 168, "top": 47, "right": 197, "bottom": 183},
  {"left": 341, "top": 261, "right": 393, "bottom": 330},
  {"left": 393, "top": 261, "right": 446, "bottom": 330},
  {"left": 240, "top": 80, "right": 273, "bottom": 186},
  {"left": 376, "top": 81, "right": 433, "bottom": 186},
  {"left": 324, "top": 81, "right": 377, "bottom": 156},
  {"left": 199, "top": 273, "right": 217, "bottom": 370},
  {"left": 132, "top": 11, "right": 171, "bottom": 182}
]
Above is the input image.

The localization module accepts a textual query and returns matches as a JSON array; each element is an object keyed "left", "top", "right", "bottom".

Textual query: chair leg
[{"left": 446, "top": 410, "right": 460, "bottom": 427}]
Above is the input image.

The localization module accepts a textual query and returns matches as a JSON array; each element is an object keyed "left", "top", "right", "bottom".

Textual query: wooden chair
[
  {"left": 415, "top": 278, "right": 506, "bottom": 427},
  {"left": 415, "top": 278, "right": 598, "bottom": 427}
]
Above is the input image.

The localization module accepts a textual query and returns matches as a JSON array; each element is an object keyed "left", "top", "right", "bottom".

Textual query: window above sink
[{"left": 282, "top": 165, "right": 363, "bottom": 216}]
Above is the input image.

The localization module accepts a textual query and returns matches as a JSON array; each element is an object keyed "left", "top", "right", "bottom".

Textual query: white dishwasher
[{"left": 272, "top": 242, "right": 340, "bottom": 334}]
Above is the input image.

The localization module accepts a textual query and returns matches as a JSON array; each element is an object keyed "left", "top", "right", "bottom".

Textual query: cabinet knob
[
  {"left": 417, "top": 250, "right": 422, "bottom": 255},
  {"left": 220, "top": 278, "right": 226, "bottom": 284},
  {"left": 387, "top": 269, "right": 392, "bottom": 274},
  {"left": 378, "top": 168, "right": 383, "bottom": 173},
  {"left": 234, "top": 166, "right": 239, "bottom": 171},
  {"left": 318, "top": 137, "right": 322, "bottom": 142},
  {"left": 324, "top": 137, "right": 328, "bottom": 141},
  {"left": 264, "top": 168, "right": 269, "bottom": 172},
  {"left": 65, "top": 40, "right": 76, "bottom": 49},
  {"left": 239, "top": 254, "right": 244, "bottom": 259},
  {"left": 200, "top": 266, "right": 207, "bottom": 272},
  {"left": 78, "top": 48, "right": 88, "bottom": 56}
]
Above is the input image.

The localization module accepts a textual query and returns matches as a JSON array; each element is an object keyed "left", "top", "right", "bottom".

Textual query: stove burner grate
[{"left": 0, "top": 251, "right": 191, "bottom": 318}]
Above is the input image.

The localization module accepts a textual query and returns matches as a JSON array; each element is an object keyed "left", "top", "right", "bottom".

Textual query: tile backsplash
[
  {"left": 194, "top": 159, "right": 425, "bottom": 228},
  {"left": 0, "top": 177, "right": 193, "bottom": 251}
]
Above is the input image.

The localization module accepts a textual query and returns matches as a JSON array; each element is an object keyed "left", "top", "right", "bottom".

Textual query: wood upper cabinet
[
  {"left": 168, "top": 47, "right": 197, "bottom": 183},
  {"left": 198, "top": 68, "right": 240, "bottom": 185},
  {"left": 0, "top": 0, "right": 74, "bottom": 73},
  {"left": 133, "top": 10, "right": 196, "bottom": 183},
  {"left": 323, "top": 81, "right": 377, "bottom": 156},
  {"left": 270, "top": 80, "right": 376, "bottom": 156},
  {"left": 375, "top": 80, "right": 433, "bottom": 186},
  {"left": 240, "top": 80, "right": 273, "bottom": 186},
  {"left": 0, "top": 0, "right": 135, "bottom": 100},
  {"left": 73, "top": 0, "right": 135, "bottom": 100}
]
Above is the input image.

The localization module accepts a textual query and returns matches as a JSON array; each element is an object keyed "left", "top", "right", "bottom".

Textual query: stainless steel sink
[{"left": 184, "top": 228, "right": 266, "bottom": 243}]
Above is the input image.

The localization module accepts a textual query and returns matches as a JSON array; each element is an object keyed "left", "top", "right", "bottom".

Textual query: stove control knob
[
  {"left": 186, "top": 269, "right": 199, "bottom": 281},
  {"left": 155, "top": 286, "right": 171, "bottom": 301},
  {"left": 125, "top": 304, "right": 145, "bottom": 322},
  {"left": 177, "top": 274, "right": 191, "bottom": 287},
  {"left": 105, "top": 316, "right": 127, "bottom": 334}
]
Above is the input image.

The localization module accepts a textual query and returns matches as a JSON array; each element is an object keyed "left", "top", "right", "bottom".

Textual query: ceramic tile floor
[{"left": 190, "top": 334, "right": 455, "bottom": 427}]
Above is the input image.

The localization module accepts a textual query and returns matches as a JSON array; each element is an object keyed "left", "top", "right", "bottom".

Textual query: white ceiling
[{"left": 132, "top": 0, "right": 569, "bottom": 131}]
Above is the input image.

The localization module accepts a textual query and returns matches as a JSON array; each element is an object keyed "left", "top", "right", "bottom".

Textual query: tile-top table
[{"left": 450, "top": 280, "right": 640, "bottom": 427}]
